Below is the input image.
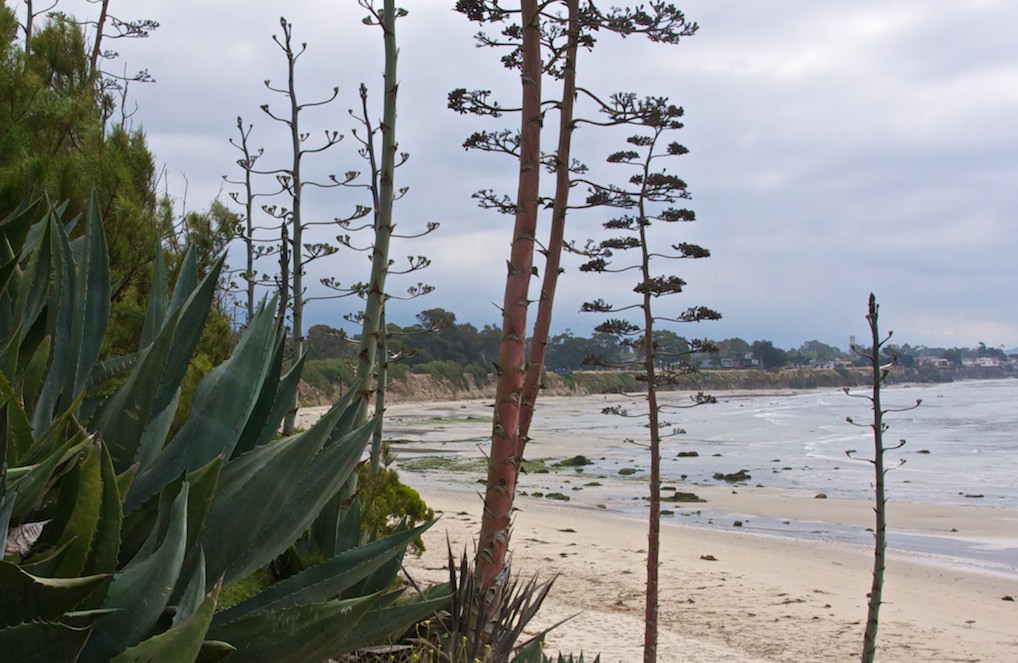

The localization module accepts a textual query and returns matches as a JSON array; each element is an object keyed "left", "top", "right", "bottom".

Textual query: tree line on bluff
[{"left": 303, "top": 308, "right": 1007, "bottom": 381}]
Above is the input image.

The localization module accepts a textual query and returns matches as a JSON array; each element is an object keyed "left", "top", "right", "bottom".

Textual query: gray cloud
[{"left": 47, "top": 0, "right": 1018, "bottom": 349}]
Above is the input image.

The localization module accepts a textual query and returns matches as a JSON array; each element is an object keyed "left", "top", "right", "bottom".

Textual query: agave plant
[
  {"left": 0, "top": 198, "right": 449, "bottom": 662},
  {"left": 408, "top": 543, "right": 557, "bottom": 663}
]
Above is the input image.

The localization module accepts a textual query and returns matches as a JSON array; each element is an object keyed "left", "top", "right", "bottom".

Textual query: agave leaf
[
  {"left": 65, "top": 194, "right": 110, "bottom": 402},
  {"left": 0, "top": 560, "right": 109, "bottom": 626},
  {"left": 135, "top": 387, "right": 180, "bottom": 471},
  {"left": 21, "top": 391, "right": 87, "bottom": 466},
  {"left": 199, "top": 402, "right": 339, "bottom": 586},
  {"left": 173, "top": 549, "right": 208, "bottom": 627},
  {"left": 146, "top": 255, "right": 225, "bottom": 434},
  {"left": 19, "top": 533, "right": 78, "bottom": 573},
  {"left": 126, "top": 298, "right": 276, "bottom": 512},
  {"left": 117, "top": 488, "right": 159, "bottom": 567},
  {"left": 308, "top": 391, "right": 372, "bottom": 559},
  {"left": 109, "top": 579, "right": 222, "bottom": 663},
  {"left": 0, "top": 290, "right": 13, "bottom": 349},
  {"left": 140, "top": 255, "right": 223, "bottom": 438},
  {"left": 195, "top": 641, "right": 237, "bottom": 663},
  {"left": 509, "top": 637, "right": 544, "bottom": 663},
  {"left": 19, "top": 333, "right": 49, "bottom": 412},
  {"left": 45, "top": 440, "right": 104, "bottom": 578},
  {"left": 31, "top": 216, "right": 76, "bottom": 433},
  {"left": 94, "top": 257, "right": 223, "bottom": 476},
  {"left": 18, "top": 212, "right": 48, "bottom": 259},
  {"left": 0, "top": 199, "right": 39, "bottom": 249},
  {"left": 92, "top": 308, "right": 181, "bottom": 473},
  {"left": 183, "top": 455, "right": 223, "bottom": 555},
  {"left": 0, "top": 232, "right": 14, "bottom": 278},
  {"left": 0, "top": 491, "right": 16, "bottom": 545},
  {"left": 9, "top": 438, "right": 88, "bottom": 521},
  {"left": 14, "top": 215, "right": 51, "bottom": 351},
  {"left": 84, "top": 442, "right": 123, "bottom": 579},
  {"left": 227, "top": 416, "right": 373, "bottom": 580},
  {"left": 231, "top": 340, "right": 290, "bottom": 458},
  {"left": 0, "top": 289, "right": 13, "bottom": 347},
  {"left": 314, "top": 489, "right": 361, "bottom": 560},
  {"left": 214, "top": 524, "right": 431, "bottom": 625},
  {"left": 0, "top": 200, "right": 39, "bottom": 295},
  {"left": 352, "top": 550, "right": 405, "bottom": 599},
  {"left": 0, "top": 321, "right": 20, "bottom": 379},
  {"left": 208, "top": 593, "right": 380, "bottom": 663},
  {"left": 166, "top": 248, "right": 198, "bottom": 322},
  {"left": 80, "top": 481, "right": 190, "bottom": 663},
  {"left": 119, "top": 470, "right": 194, "bottom": 568},
  {"left": 328, "top": 591, "right": 453, "bottom": 657},
  {"left": 53, "top": 200, "right": 74, "bottom": 229},
  {"left": 83, "top": 353, "right": 136, "bottom": 391},
  {"left": 0, "top": 620, "right": 91, "bottom": 662},
  {"left": 139, "top": 243, "right": 168, "bottom": 349},
  {"left": 255, "top": 350, "right": 309, "bottom": 444},
  {"left": 0, "top": 372, "right": 34, "bottom": 464}
]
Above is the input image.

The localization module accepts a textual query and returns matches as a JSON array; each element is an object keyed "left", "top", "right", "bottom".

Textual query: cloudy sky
[{"left": 35, "top": 0, "right": 1018, "bottom": 351}]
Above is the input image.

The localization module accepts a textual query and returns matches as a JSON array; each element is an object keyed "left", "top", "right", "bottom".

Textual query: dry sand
[
  {"left": 409, "top": 488, "right": 1018, "bottom": 663},
  {"left": 299, "top": 397, "right": 1018, "bottom": 662}
]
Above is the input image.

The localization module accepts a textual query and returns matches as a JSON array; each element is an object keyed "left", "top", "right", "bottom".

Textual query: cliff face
[
  {"left": 298, "top": 366, "right": 1013, "bottom": 406},
  {"left": 298, "top": 371, "right": 573, "bottom": 406}
]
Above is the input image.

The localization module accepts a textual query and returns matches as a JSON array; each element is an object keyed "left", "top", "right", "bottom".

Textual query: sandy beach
[
  {"left": 300, "top": 395, "right": 1018, "bottom": 662},
  {"left": 408, "top": 487, "right": 1017, "bottom": 663}
]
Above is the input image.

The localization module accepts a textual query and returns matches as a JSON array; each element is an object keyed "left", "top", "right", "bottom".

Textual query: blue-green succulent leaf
[{"left": 80, "top": 481, "right": 189, "bottom": 663}]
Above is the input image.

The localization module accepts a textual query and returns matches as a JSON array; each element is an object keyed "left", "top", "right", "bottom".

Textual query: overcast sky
[{"left": 34, "top": 0, "right": 1018, "bottom": 351}]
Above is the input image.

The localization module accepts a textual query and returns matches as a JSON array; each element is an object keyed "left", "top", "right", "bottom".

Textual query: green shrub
[
  {"left": 358, "top": 465, "right": 435, "bottom": 555},
  {"left": 418, "top": 359, "right": 468, "bottom": 388}
]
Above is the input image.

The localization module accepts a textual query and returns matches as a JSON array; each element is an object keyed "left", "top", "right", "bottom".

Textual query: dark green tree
[
  {"left": 799, "top": 339, "right": 843, "bottom": 365},
  {"left": 751, "top": 339, "right": 788, "bottom": 369},
  {"left": 941, "top": 347, "right": 963, "bottom": 366},
  {"left": 1, "top": 5, "right": 167, "bottom": 355}
]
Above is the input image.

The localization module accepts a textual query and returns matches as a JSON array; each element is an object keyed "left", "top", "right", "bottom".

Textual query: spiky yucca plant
[{"left": 0, "top": 198, "right": 449, "bottom": 662}]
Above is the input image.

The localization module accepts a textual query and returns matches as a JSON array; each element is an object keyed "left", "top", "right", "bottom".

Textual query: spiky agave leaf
[
  {"left": 0, "top": 561, "right": 109, "bottom": 627},
  {"left": 108, "top": 579, "right": 222, "bottom": 663},
  {"left": 79, "top": 481, "right": 189, "bottom": 663}
]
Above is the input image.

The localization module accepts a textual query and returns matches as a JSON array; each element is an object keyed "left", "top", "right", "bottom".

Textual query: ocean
[
  {"left": 392, "top": 378, "right": 1018, "bottom": 574},
  {"left": 549, "top": 378, "right": 1018, "bottom": 509}
]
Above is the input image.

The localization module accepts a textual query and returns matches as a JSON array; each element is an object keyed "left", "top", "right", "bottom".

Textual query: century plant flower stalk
[
  {"left": 845, "top": 295, "right": 920, "bottom": 663},
  {"left": 225, "top": 118, "right": 262, "bottom": 324},
  {"left": 862, "top": 296, "right": 888, "bottom": 663},
  {"left": 577, "top": 96, "right": 718, "bottom": 661},
  {"left": 281, "top": 19, "right": 306, "bottom": 435},
  {"left": 452, "top": 4, "right": 700, "bottom": 646},
  {"left": 517, "top": 0, "right": 579, "bottom": 448},
  {"left": 353, "top": 0, "right": 400, "bottom": 427},
  {"left": 260, "top": 18, "right": 344, "bottom": 435},
  {"left": 474, "top": 0, "right": 543, "bottom": 609}
]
